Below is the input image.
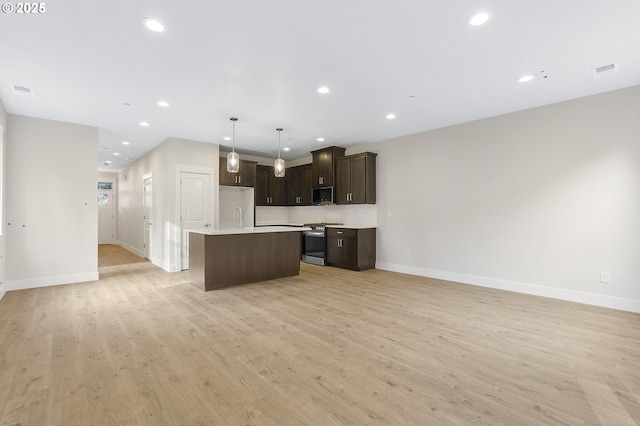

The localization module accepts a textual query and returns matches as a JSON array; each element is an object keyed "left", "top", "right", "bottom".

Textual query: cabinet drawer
[{"left": 327, "top": 228, "right": 357, "bottom": 238}]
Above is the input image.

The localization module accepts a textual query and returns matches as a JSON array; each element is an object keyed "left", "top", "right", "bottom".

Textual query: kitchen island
[{"left": 188, "top": 226, "right": 309, "bottom": 291}]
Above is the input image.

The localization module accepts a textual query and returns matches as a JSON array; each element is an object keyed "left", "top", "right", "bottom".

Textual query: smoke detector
[{"left": 592, "top": 63, "right": 619, "bottom": 79}]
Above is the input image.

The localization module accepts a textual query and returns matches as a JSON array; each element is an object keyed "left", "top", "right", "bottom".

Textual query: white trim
[
  {"left": 1, "top": 272, "right": 100, "bottom": 298},
  {"left": 116, "top": 240, "right": 144, "bottom": 257},
  {"left": 376, "top": 262, "right": 640, "bottom": 314},
  {"left": 148, "top": 255, "right": 174, "bottom": 272}
]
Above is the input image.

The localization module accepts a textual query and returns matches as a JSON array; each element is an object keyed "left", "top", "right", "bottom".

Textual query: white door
[
  {"left": 143, "top": 176, "right": 153, "bottom": 259},
  {"left": 97, "top": 182, "right": 115, "bottom": 244},
  {"left": 181, "top": 172, "right": 210, "bottom": 270}
]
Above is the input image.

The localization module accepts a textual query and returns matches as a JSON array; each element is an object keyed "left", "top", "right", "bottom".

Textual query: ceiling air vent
[
  {"left": 12, "top": 85, "right": 35, "bottom": 97},
  {"left": 592, "top": 63, "right": 619, "bottom": 79}
]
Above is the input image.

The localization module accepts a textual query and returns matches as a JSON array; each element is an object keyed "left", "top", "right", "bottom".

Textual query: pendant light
[
  {"left": 274, "top": 128, "right": 285, "bottom": 178},
  {"left": 227, "top": 117, "right": 239, "bottom": 173}
]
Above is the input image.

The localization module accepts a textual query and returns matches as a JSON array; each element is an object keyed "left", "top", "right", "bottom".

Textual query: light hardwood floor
[{"left": 1, "top": 245, "right": 639, "bottom": 425}]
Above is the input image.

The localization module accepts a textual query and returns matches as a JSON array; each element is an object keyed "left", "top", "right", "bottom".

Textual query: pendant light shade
[
  {"left": 227, "top": 117, "right": 239, "bottom": 173},
  {"left": 274, "top": 128, "right": 285, "bottom": 178}
]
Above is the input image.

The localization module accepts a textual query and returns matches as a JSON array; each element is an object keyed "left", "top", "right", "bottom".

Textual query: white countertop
[
  {"left": 326, "top": 225, "right": 377, "bottom": 229},
  {"left": 190, "top": 226, "right": 311, "bottom": 236}
]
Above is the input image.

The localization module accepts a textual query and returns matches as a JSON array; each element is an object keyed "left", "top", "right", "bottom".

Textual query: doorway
[{"left": 97, "top": 179, "right": 116, "bottom": 244}]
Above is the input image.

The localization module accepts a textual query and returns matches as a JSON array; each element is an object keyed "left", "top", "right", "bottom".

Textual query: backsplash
[{"left": 256, "top": 204, "right": 377, "bottom": 227}]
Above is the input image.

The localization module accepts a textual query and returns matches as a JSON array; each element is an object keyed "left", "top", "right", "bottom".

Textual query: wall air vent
[
  {"left": 592, "top": 63, "right": 619, "bottom": 79},
  {"left": 12, "top": 85, "right": 35, "bottom": 97}
]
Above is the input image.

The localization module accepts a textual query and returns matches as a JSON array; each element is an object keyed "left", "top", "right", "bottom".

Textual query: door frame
[
  {"left": 97, "top": 177, "right": 116, "bottom": 244},
  {"left": 143, "top": 172, "right": 153, "bottom": 261},
  {"left": 175, "top": 165, "right": 216, "bottom": 272}
]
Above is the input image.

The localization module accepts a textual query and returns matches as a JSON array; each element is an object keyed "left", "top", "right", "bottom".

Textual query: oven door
[{"left": 302, "top": 230, "right": 326, "bottom": 266}]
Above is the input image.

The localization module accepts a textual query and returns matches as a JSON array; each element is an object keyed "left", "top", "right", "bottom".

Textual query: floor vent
[{"left": 592, "top": 63, "right": 619, "bottom": 79}]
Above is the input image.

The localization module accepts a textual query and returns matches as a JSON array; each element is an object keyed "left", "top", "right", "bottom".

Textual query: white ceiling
[{"left": 1, "top": 0, "right": 639, "bottom": 171}]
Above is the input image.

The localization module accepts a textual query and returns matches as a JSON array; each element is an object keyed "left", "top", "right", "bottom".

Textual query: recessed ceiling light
[
  {"left": 104, "top": 160, "right": 112, "bottom": 164},
  {"left": 157, "top": 100, "right": 169, "bottom": 107},
  {"left": 386, "top": 113, "right": 396, "bottom": 119},
  {"left": 283, "top": 147, "right": 291, "bottom": 152},
  {"left": 223, "top": 136, "right": 231, "bottom": 141},
  {"left": 128, "top": 157, "right": 136, "bottom": 161},
  {"left": 113, "top": 152, "right": 120, "bottom": 156},
  {"left": 317, "top": 86, "right": 330, "bottom": 94},
  {"left": 317, "top": 137, "right": 325, "bottom": 142},
  {"left": 143, "top": 18, "right": 166, "bottom": 32},
  {"left": 139, "top": 121, "right": 149, "bottom": 126},
  {"left": 122, "top": 141, "right": 130, "bottom": 145},
  {"left": 518, "top": 74, "right": 535, "bottom": 83},
  {"left": 468, "top": 11, "right": 492, "bottom": 26}
]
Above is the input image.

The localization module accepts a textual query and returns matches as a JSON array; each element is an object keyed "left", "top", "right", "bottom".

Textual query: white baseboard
[
  {"left": 1, "top": 271, "right": 100, "bottom": 299},
  {"left": 115, "top": 242, "right": 176, "bottom": 272},
  {"left": 148, "top": 256, "right": 174, "bottom": 273},
  {"left": 116, "top": 241, "right": 144, "bottom": 258},
  {"left": 376, "top": 262, "right": 640, "bottom": 314}
]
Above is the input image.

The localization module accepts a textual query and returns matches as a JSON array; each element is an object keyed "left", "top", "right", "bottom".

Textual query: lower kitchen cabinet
[{"left": 326, "top": 227, "right": 376, "bottom": 271}]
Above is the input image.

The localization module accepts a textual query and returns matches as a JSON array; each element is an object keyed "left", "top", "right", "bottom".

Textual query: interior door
[
  {"left": 143, "top": 176, "right": 153, "bottom": 259},
  {"left": 97, "top": 181, "right": 115, "bottom": 244},
  {"left": 181, "top": 172, "right": 211, "bottom": 270}
]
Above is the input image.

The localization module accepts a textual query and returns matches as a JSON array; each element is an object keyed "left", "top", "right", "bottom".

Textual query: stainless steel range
[{"left": 302, "top": 223, "right": 342, "bottom": 265}]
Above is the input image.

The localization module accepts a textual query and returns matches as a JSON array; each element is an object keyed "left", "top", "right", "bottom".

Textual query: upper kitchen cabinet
[
  {"left": 335, "top": 152, "right": 377, "bottom": 204},
  {"left": 219, "top": 158, "right": 256, "bottom": 187},
  {"left": 287, "top": 164, "right": 312, "bottom": 206},
  {"left": 311, "top": 146, "right": 345, "bottom": 188},
  {"left": 255, "top": 165, "right": 287, "bottom": 206}
]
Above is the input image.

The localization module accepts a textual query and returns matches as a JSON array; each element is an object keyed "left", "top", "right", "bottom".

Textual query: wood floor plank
[{"left": 1, "top": 245, "right": 639, "bottom": 425}]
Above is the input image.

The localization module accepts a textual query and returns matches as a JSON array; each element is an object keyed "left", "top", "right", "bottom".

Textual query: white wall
[
  {"left": 0, "top": 99, "right": 7, "bottom": 293},
  {"left": 117, "top": 137, "right": 219, "bottom": 272},
  {"left": 4, "top": 114, "right": 99, "bottom": 292},
  {"left": 358, "top": 85, "right": 640, "bottom": 312}
]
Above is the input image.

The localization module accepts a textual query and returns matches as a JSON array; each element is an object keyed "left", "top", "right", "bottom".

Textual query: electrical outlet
[{"left": 600, "top": 272, "right": 610, "bottom": 284}]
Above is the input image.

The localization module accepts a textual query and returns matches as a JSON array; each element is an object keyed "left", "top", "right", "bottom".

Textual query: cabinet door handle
[
  {"left": 238, "top": 176, "right": 241, "bottom": 184},
  {"left": 338, "top": 238, "right": 343, "bottom": 247},
  {"left": 319, "top": 177, "right": 324, "bottom": 185}
]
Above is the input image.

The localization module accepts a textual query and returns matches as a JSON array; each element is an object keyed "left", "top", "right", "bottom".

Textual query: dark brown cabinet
[
  {"left": 255, "top": 165, "right": 287, "bottom": 206},
  {"left": 287, "top": 164, "right": 312, "bottom": 206},
  {"left": 335, "top": 152, "right": 377, "bottom": 204},
  {"left": 326, "top": 227, "right": 376, "bottom": 271},
  {"left": 219, "top": 158, "right": 256, "bottom": 187},
  {"left": 311, "top": 146, "right": 345, "bottom": 188}
]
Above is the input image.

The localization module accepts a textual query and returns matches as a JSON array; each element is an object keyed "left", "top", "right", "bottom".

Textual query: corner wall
[
  {"left": 4, "top": 114, "right": 99, "bottom": 292},
  {"left": 0, "top": 99, "right": 7, "bottom": 294},
  {"left": 362, "top": 85, "right": 640, "bottom": 312},
  {"left": 117, "top": 138, "right": 219, "bottom": 272}
]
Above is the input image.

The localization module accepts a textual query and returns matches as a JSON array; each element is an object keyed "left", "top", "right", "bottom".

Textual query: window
[{"left": 97, "top": 193, "right": 109, "bottom": 206}]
